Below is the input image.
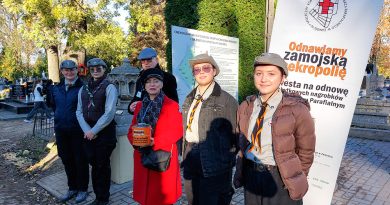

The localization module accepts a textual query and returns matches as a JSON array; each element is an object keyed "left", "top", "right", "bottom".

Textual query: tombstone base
[{"left": 349, "top": 127, "right": 390, "bottom": 142}]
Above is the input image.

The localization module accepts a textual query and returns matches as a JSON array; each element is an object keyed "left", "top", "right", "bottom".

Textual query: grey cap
[
  {"left": 137, "top": 48, "right": 157, "bottom": 60},
  {"left": 253, "top": 53, "right": 288, "bottom": 76},
  {"left": 189, "top": 53, "right": 220, "bottom": 76},
  {"left": 60, "top": 60, "right": 77, "bottom": 69},
  {"left": 87, "top": 58, "right": 107, "bottom": 68}
]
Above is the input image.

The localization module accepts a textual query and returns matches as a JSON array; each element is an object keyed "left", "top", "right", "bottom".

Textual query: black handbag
[{"left": 141, "top": 145, "right": 173, "bottom": 172}]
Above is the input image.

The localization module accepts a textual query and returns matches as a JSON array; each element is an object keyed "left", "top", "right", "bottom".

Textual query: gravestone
[
  {"left": 365, "top": 64, "right": 385, "bottom": 98},
  {"left": 351, "top": 64, "right": 390, "bottom": 141},
  {"left": 12, "top": 85, "right": 24, "bottom": 99},
  {"left": 26, "top": 82, "right": 34, "bottom": 95}
]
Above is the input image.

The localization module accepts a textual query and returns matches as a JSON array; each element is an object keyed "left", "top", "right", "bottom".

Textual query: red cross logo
[{"left": 319, "top": 0, "right": 335, "bottom": 14}]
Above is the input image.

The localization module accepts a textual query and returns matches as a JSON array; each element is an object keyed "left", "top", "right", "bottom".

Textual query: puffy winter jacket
[{"left": 237, "top": 91, "right": 316, "bottom": 200}]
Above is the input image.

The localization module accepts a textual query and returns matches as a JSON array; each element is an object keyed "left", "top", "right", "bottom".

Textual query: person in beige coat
[{"left": 235, "top": 53, "right": 316, "bottom": 205}]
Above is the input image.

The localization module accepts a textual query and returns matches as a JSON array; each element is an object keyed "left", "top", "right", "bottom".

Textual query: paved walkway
[
  {"left": 332, "top": 138, "right": 390, "bottom": 205},
  {"left": 37, "top": 137, "right": 390, "bottom": 205}
]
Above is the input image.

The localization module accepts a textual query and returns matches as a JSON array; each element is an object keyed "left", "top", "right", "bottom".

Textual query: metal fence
[{"left": 33, "top": 109, "right": 54, "bottom": 141}]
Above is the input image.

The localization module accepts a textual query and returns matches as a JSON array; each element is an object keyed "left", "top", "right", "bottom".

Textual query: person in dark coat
[
  {"left": 181, "top": 53, "right": 238, "bottom": 205},
  {"left": 76, "top": 58, "right": 118, "bottom": 205},
  {"left": 128, "top": 47, "right": 178, "bottom": 114},
  {"left": 49, "top": 60, "right": 89, "bottom": 203}
]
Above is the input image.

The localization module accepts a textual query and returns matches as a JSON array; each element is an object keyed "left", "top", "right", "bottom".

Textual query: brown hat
[
  {"left": 253, "top": 53, "right": 288, "bottom": 76},
  {"left": 189, "top": 53, "right": 220, "bottom": 76}
]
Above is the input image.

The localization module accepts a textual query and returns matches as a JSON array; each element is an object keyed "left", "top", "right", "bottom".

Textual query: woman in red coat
[{"left": 128, "top": 68, "right": 182, "bottom": 205}]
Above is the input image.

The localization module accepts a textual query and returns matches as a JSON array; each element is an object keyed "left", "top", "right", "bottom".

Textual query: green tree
[
  {"left": 127, "top": 0, "right": 168, "bottom": 68},
  {"left": 2, "top": 0, "right": 129, "bottom": 82},
  {"left": 0, "top": 47, "right": 23, "bottom": 80},
  {"left": 0, "top": 3, "right": 38, "bottom": 80},
  {"left": 75, "top": 18, "right": 129, "bottom": 67},
  {"left": 371, "top": 0, "right": 390, "bottom": 77},
  {"left": 31, "top": 51, "right": 48, "bottom": 77}
]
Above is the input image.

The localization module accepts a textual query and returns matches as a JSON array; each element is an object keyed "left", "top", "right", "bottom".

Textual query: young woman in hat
[
  {"left": 235, "top": 53, "right": 316, "bottom": 205},
  {"left": 127, "top": 68, "right": 183, "bottom": 205},
  {"left": 181, "top": 53, "right": 238, "bottom": 205}
]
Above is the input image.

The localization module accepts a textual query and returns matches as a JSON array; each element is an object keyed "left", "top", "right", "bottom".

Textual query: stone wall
[
  {"left": 352, "top": 98, "right": 390, "bottom": 129},
  {"left": 354, "top": 98, "right": 390, "bottom": 114},
  {"left": 350, "top": 98, "right": 390, "bottom": 141}
]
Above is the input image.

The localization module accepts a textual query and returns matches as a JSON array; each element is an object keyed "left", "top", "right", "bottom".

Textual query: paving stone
[
  {"left": 34, "top": 137, "right": 390, "bottom": 205},
  {"left": 371, "top": 199, "right": 385, "bottom": 205}
]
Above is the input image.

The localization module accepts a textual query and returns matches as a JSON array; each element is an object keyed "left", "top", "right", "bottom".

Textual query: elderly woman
[{"left": 127, "top": 68, "right": 183, "bottom": 205}]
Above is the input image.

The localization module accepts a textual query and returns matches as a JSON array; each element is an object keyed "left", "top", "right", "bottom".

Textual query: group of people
[
  {"left": 49, "top": 58, "right": 117, "bottom": 205},
  {"left": 127, "top": 48, "right": 316, "bottom": 205},
  {"left": 46, "top": 46, "right": 315, "bottom": 205}
]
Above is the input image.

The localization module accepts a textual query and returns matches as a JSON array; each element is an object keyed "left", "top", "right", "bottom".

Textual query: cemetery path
[{"left": 0, "top": 119, "right": 61, "bottom": 205}]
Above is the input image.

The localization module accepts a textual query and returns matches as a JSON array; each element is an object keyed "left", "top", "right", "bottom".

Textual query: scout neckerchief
[
  {"left": 186, "top": 81, "right": 213, "bottom": 132},
  {"left": 249, "top": 89, "right": 279, "bottom": 153},
  {"left": 84, "top": 76, "right": 106, "bottom": 109},
  {"left": 137, "top": 91, "right": 164, "bottom": 135}
]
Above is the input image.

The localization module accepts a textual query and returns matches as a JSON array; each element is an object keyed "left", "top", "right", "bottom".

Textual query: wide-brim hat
[
  {"left": 189, "top": 53, "right": 220, "bottom": 76},
  {"left": 141, "top": 68, "right": 164, "bottom": 84},
  {"left": 253, "top": 53, "right": 288, "bottom": 76}
]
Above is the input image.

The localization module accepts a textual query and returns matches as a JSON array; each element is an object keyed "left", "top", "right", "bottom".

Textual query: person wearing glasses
[
  {"left": 181, "top": 53, "right": 238, "bottom": 205},
  {"left": 76, "top": 58, "right": 118, "bottom": 205},
  {"left": 49, "top": 60, "right": 89, "bottom": 203},
  {"left": 127, "top": 68, "right": 183, "bottom": 205},
  {"left": 235, "top": 53, "right": 315, "bottom": 205},
  {"left": 128, "top": 47, "right": 178, "bottom": 114}
]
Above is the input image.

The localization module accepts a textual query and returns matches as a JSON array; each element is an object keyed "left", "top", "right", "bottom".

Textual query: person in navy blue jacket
[{"left": 49, "top": 60, "right": 89, "bottom": 203}]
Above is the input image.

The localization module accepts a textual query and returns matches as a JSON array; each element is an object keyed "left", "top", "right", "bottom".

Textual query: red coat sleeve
[
  {"left": 127, "top": 101, "right": 143, "bottom": 145},
  {"left": 152, "top": 97, "right": 183, "bottom": 151}
]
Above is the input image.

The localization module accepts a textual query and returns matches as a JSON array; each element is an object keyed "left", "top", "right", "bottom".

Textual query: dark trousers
[
  {"left": 56, "top": 131, "right": 89, "bottom": 191},
  {"left": 83, "top": 123, "right": 116, "bottom": 202},
  {"left": 26, "top": 101, "right": 52, "bottom": 120},
  {"left": 183, "top": 144, "right": 234, "bottom": 205},
  {"left": 243, "top": 160, "right": 303, "bottom": 205}
]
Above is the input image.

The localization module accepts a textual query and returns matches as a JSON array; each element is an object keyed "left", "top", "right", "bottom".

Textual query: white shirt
[
  {"left": 33, "top": 84, "right": 44, "bottom": 102},
  {"left": 185, "top": 82, "right": 215, "bottom": 143},
  {"left": 245, "top": 89, "right": 283, "bottom": 165}
]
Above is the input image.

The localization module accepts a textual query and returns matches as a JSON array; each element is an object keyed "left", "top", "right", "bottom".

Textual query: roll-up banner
[{"left": 269, "top": 0, "right": 383, "bottom": 204}]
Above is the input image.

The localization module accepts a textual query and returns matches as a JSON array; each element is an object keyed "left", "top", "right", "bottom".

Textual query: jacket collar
[
  {"left": 58, "top": 77, "right": 83, "bottom": 88},
  {"left": 245, "top": 89, "right": 311, "bottom": 110},
  {"left": 280, "top": 90, "right": 311, "bottom": 109},
  {"left": 188, "top": 81, "right": 222, "bottom": 101}
]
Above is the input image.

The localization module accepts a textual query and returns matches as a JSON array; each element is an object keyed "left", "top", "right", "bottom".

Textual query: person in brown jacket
[{"left": 235, "top": 53, "right": 316, "bottom": 205}]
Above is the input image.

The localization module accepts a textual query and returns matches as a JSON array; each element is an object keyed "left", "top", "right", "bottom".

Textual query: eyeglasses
[
  {"left": 140, "top": 58, "right": 153, "bottom": 63},
  {"left": 89, "top": 66, "right": 104, "bottom": 73},
  {"left": 192, "top": 65, "right": 213, "bottom": 75}
]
